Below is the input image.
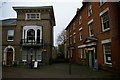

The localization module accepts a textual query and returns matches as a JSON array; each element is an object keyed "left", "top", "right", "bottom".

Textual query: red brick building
[{"left": 65, "top": 1, "right": 120, "bottom": 73}]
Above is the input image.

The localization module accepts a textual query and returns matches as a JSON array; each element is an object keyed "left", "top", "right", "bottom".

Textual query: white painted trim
[
  {"left": 23, "top": 26, "right": 42, "bottom": 42},
  {"left": 88, "top": 19, "right": 93, "bottom": 25},
  {"left": 22, "top": 60, "right": 27, "bottom": 62},
  {"left": 79, "top": 27, "right": 83, "bottom": 31},
  {"left": 78, "top": 42, "right": 96, "bottom": 49},
  {"left": 73, "top": 32, "right": 76, "bottom": 35},
  {"left": 103, "top": 44, "right": 112, "bottom": 65},
  {"left": 7, "top": 30, "right": 14, "bottom": 41},
  {"left": 101, "top": 39, "right": 111, "bottom": 44},
  {"left": 25, "top": 13, "right": 41, "bottom": 20},
  {"left": 79, "top": 16, "right": 82, "bottom": 24},
  {"left": 78, "top": 45, "right": 86, "bottom": 48},
  {"left": 87, "top": 42, "right": 97, "bottom": 47},
  {"left": 99, "top": 7, "right": 109, "bottom": 16},
  {"left": 3, "top": 45, "right": 15, "bottom": 65}
]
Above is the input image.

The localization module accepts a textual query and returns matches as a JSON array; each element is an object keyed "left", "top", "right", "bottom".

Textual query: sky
[{"left": 0, "top": 0, "right": 83, "bottom": 46}]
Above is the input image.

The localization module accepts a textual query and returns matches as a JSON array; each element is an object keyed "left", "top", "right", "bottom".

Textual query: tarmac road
[{"left": 2, "top": 63, "right": 120, "bottom": 78}]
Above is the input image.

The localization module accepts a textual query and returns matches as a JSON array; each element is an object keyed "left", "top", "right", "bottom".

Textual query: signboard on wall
[{"left": 34, "top": 61, "right": 38, "bottom": 68}]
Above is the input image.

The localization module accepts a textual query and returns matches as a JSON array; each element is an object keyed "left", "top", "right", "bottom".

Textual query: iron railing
[{"left": 20, "top": 39, "right": 43, "bottom": 46}]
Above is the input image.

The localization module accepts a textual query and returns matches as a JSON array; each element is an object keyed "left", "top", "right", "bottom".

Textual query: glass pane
[
  {"left": 8, "top": 30, "right": 14, "bottom": 36},
  {"left": 31, "top": 14, "right": 36, "bottom": 19},
  {"left": 106, "top": 54, "right": 112, "bottom": 63},
  {"left": 36, "top": 14, "right": 39, "bottom": 18},
  {"left": 8, "top": 36, "right": 13, "bottom": 40},
  {"left": 27, "top": 14, "right": 30, "bottom": 19}
]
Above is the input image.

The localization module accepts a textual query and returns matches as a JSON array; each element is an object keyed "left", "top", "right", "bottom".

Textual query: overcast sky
[{"left": 0, "top": 0, "right": 83, "bottom": 46}]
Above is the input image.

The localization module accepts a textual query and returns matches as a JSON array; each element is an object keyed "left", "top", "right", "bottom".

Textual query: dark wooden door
[{"left": 7, "top": 51, "right": 13, "bottom": 65}]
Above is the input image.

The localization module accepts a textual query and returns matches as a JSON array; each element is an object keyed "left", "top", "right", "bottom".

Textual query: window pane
[
  {"left": 80, "top": 30, "right": 82, "bottom": 40},
  {"left": 37, "top": 14, "right": 39, "bottom": 18},
  {"left": 7, "top": 30, "right": 14, "bottom": 40},
  {"left": 31, "top": 14, "right": 36, "bottom": 19},
  {"left": 8, "top": 30, "right": 14, "bottom": 36},
  {"left": 26, "top": 13, "right": 40, "bottom": 20},
  {"left": 104, "top": 43, "right": 112, "bottom": 64},
  {"left": 80, "top": 16, "right": 82, "bottom": 24},
  {"left": 102, "top": 12, "right": 110, "bottom": 30},
  {"left": 27, "top": 14, "right": 30, "bottom": 19},
  {"left": 22, "top": 53, "right": 27, "bottom": 61},
  {"left": 89, "top": 23, "right": 94, "bottom": 36},
  {"left": 106, "top": 54, "right": 112, "bottom": 63},
  {"left": 88, "top": 4, "right": 92, "bottom": 16},
  {"left": 8, "top": 36, "right": 14, "bottom": 40}
]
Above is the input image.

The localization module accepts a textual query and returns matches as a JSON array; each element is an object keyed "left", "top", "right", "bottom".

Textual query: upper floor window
[
  {"left": 27, "top": 29, "right": 35, "bottom": 42},
  {"left": 79, "top": 29, "right": 83, "bottom": 41},
  {"left": 101, "top": 11, "right": 110, "bottom": 31},
  {"left": 88, "top": 3, "right": 92, "bottom": 17},
  {"left": 26, "top": 13, "right": 40, "bottom": 20},
  {"left": 100, "top": 0, "right": 107, "bottom": 6},
  {"left": 79, "top": 16, "right": 82, "bottom": 24},
  {"left": 7, "top": 30, "right": 14, "bottom": 41},
  {"left": 73, "top": 34, "right": 76, "bottom": 43},
  {"left": 88, "top": 22, "right": 94, "bottom": 36}
]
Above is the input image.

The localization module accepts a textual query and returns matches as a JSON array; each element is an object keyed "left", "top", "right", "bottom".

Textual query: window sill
[
  {"left": 87, "top": 15, "right": 92, "bottom": 18},
  {"left": 102, "top": 28, "right": 110, "bottom": 33},
  {"left": 7, "top": 40, "right": 14, "bottom": 42},
  {"left": 90, "top": 35, "right": 94, "bottom": 37},
  {"left": 99, "top": 2, "right": 106, "bottom": 8},
  {"left": 79, "top": 23, "right": 82, "bottom": 25},
  {"left": 80, "top": 39, "right": 83, "bottom": 42},
  {"left": 25, "top": 19, "right": 41, "bottom": 21},
  {"left": 103, "top": 63, "right": 112, "bottom": 67}
]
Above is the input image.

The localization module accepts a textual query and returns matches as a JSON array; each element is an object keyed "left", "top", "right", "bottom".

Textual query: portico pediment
[{"left": 84, "top": 37, "right": 98, "bottom": 44}]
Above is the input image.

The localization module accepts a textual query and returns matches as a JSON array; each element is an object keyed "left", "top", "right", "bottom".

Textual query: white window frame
[
  {"left": 100, "top": 0, "right": 107, "bottom": 6},
  {"left": 23, "top": 26, "right": 42, "bottom": 44},
  {"left": 101, "top": 11, "right": 110, "bottom": 32},
  {"left": 88, "top": 22, "right": 94, "bottom": 36},
  {"left": 84, "top": 49, "right": 86, "bottom": 59},
  {"left": 88, "top": 19, "right": 94, "bottom": 37},
  {"left": 103, "top": 43, "right": 112, "bottom": 65},
  {"left": 88, "top": 3, "right": 92, "bottom": 17},
  {"left": 99, "top": 7, "right": 110, "bottom": 32},
  {"left": 80, "top": 49, "right": 83, "bottom": 59},
  {"left": 26, "top": 13, "right": 41, "bottom": 20},
  {"left": 73, "top": 34, "right": 76, "bottom": 43},
  {"left": 79, "top": 16, "right": 82, "bottom": 24},
  {"left": 79, "top": 49, "right": 83, "bottom": 59},
  {"left": 7, "top": 29, "right": 14, "bottom": 41},
  {"left": 79, "top": 28, "right": 83, "bottom": 41}
]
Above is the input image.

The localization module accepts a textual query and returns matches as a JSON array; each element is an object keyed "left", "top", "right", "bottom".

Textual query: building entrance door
[
  {"left": 88, "top": 50, "right": 94, "bottom": 68},
  {"left": 7, "top": 48, "right": 13, "bottom": 65}
]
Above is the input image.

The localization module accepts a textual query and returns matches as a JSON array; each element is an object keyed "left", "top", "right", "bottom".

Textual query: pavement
[{"left": 2, "top": 63, "right": 120, "bottom": 78}]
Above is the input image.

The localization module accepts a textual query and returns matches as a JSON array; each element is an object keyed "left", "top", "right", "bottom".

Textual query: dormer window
[{"left": 26, "top": 13, "right": 40, "bottom": 20}]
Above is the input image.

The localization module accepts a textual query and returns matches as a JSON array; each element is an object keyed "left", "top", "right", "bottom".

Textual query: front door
[
  {"left": 88, "top": 50, "right": 94, "bottom": 68},
  {"left": 7, "top": 48, "right": 13, "bottom": 65}
]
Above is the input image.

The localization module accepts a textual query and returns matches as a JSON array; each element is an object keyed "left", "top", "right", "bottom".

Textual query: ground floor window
[
  {"left": 78, "top": 48, "right": 86, "bottom": 59},
  {"left": 36, "top": 53, "right": 42, "bottom": 61},
  {"left": 103, "top": 43, "right": 112, "bottom": 64},
  {"left": 22, "top": 50, "right": 42, "bottom": 62}
]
